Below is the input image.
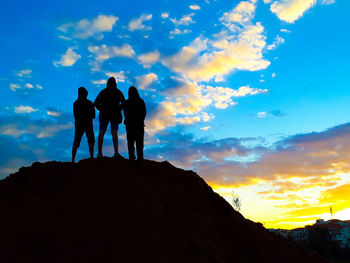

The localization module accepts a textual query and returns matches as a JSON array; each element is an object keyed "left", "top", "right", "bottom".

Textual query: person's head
[
  {"left": 128, "top": 86, "right": 140, "bottom": 100},
  {"left": 107, "top": 77, "right": 117, "bottom": 89},
  {"left": 78, "top": 87, "right": 88, "bottom": 99}
]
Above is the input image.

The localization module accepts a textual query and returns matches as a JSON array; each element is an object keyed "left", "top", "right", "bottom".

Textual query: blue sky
[{"left": 1, "top": 0, "right": 350, "bottom": 228}]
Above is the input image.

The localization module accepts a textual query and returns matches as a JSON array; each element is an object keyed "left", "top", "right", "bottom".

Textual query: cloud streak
[
  {"left": 88, "top": 44, "right": 135, "bottom": 70},
  {"left": 58, "top": 14, "right": 118, "bottom": 39},
  {"left": 54, "top": 47, "right": 81, "bottom": 67},
  {"left": 128, "top": 13, "right": 153, "bottom": 31},
  {"left": 14, "top": 105, "right": 38, "bottom": 114}
]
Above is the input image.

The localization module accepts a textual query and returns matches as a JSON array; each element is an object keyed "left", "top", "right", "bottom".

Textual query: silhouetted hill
[{"left": 0, "top": 158, "right": 328, "bottom": 263}]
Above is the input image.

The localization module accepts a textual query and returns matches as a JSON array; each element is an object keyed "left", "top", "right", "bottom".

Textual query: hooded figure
[
  {"left": 94, "top": 77, "right": 125, "bottom": 158},
  {"left": 72, "top": 87, "right": 95, "bottom": 162},
  {"left": 123, "top": 86, "right": 146, "bottom": 161}
]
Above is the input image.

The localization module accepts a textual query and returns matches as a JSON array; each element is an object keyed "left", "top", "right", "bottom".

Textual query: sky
[{"left": 0, "top": 0, "right": 349, "bottom": 229}]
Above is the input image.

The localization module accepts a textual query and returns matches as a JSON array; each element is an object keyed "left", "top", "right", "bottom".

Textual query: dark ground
[{"left": 0, "top": 157, "right": 329, "bottom": 263}]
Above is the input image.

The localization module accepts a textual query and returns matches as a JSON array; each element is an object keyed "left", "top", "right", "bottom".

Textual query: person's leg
[
  {"left": 126, "top": 126, "right": 136, "bottom": 160},
  {"left": 72, "top": 127, "right": 83, "bottom": 163},
  {"left": 98, "top": 129, "right": 106, "bottom": 156},
  {"left": 136, "top": 126, "right": 144, "bottom": 160},
  {"left": 72, "top": 144, "right": 78, "bottom": 163},
  {"left": 86, "top": 125, "right": 95, "bottom": 159},
  {"left": 110, "top": 121, "right": 119, "bottom": 155},
  {"left": 88, "top": 143, "right": 94, "bottom": 158},
  {"left": 111, "top": 130, "right": 119, "bottom": 154},
  {"left": 98, "top": 120, "right": 108, "bottom": 157}
]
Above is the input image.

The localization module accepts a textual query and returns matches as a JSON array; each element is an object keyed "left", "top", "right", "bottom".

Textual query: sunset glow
[{"left": 1, "top": 0, "right": 349, "bottom": 229}]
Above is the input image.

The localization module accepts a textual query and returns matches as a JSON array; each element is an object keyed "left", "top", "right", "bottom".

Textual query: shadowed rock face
[{"left": 0, "top": 158, "right": 328, "bottom": 263}]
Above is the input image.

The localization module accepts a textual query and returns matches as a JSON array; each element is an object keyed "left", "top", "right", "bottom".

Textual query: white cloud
[
  {"left": 54, "top": 47, "right": 81, "bottom": 67},
  {"left": 269, "top": 0, "right": 317, "bottom": 23},
  {"left": 117, "top": 34, "right": 131, "bottom": 39},
  {"left": 205, "top": 85, "right": 268, "bottom": 109},
  {"left": 163, "top": 25, "right": 270, "bottom": 81},
  {"left": 280, "top": 28, "right": 291, "bottom": 33},
  {"left": 267, "top": 35, "right": 285, "bottom": 50},
  {"left": 9, "top": 84, "right": 20, "bottom": 91},
  {"left": 320, "top": 0, "right": 335, "bottom": 5},
  {"left": 162, "top": 1, "right": 270, "bottom": 82},
  {"left": 106, "top": 71, "right": 127, "bottom": 83},
  {"left": 92, "top": 71, "right": 128, "bottom": 85},
  {"left": 169, "top": 28, "right": 191, "bottom": 38},
  {"left": 14, "top": 105, "right": 38, "bottom": 114},
  {"left": 47, "top": 109, "right": 62, "bottom": 117},
  {"left": 136, "top": 73, "right": 158, "bottom": 90},
  {"left": 189, "top": 5, "right": 201, "bottom": 10},
  {"left": 25, "top": 83, "right": 42, "bottom": 90},
  {"left": 91, "top": 80, "right": 107, "bottom": 85},
  {"left": 138, "top": 50, "right": 161, "bottom": 68},
  {"left": 257, "top": 112, "right": 267, "bottom": 118},
  {"left": 220, "top": 0, "right": 256, "bottom": 26},
  {"left": 202, "top": 112, "right": 214, "bottom": 122},
  {"left": 36, "top": 124, "right": 73, "bottom": 138},
  {"left": 89, "top": 44, "right": 135, "bottom": 61},
  {"left": 9, "top": 83, "right": 42, "bottom": 91},
  {"left": 0, "top": 117, "right": 73, "bottom": 140},
  {"left": 170, "top": 13, "right": 196, "bottom": 26},
  {"left": 15, "top": 69, "right": 32, "bottom": 77},
  {"left": 147, "top": 79, "right": 267, "bottom": 133},
  {"left": 25, "top": 83, "right": 34, "bottom": 89},
  {"left": 161, "top": 13, "right": 169, "bottom": 19},
  {"left": 1, "top": 123, "right": 73, "bottom": 139},
  {"left": 88, "top": 44, "right": 135, "bottom": 70},
  {"left": 161, "top": 37, "right": 208, "bottom": 77},
  {"left": 58, "top": 14, "right": 118, "bottom": 39},
  {"left": 272, "top": 73, "right": 276, "bottom": 77},
  {"left": 128, "top": 13, "right": 153, "bottom": 31},
  {"left": 200, "top": 126, "right": 211, "bottom": 131}
]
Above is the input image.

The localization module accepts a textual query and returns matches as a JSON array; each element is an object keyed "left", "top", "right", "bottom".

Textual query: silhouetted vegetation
[{"left": 231, "top": 190, "right": 241, "bottom": 212}]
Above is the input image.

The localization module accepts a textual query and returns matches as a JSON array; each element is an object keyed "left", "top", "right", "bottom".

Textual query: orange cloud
[{"left": 175, "top": 124, "right": 350, "bottom": 229}]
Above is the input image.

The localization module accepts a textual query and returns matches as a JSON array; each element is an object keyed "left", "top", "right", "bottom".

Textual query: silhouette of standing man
[
  {"left": 123, "top": 86, "right": 146, "bottom": 161},
  {"left": 72, "top": 87, "right": 95, "bottom": 163},
  {"left": 94, "top": 77, "right": 125, "bottom": 158}
]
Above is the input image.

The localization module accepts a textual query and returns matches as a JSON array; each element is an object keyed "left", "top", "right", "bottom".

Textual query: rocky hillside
[{"left": 0, "top": 158, "right": 328, "bottom": 263}]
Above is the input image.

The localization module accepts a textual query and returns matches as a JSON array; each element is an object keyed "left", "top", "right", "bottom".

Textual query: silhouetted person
[
  {"left": 72, "top": 87, "right": 95, "bottom": 163},
  {"left": 123, "top": 86, "right": 146, "bottom": 161},
  {"left": 94, "top": 77, "right": 125, "bottom": 158}
]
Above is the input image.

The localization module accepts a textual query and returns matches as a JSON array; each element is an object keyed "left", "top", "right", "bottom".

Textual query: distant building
[
  {"left": 271, "top": 219, "right": 350, "bottom": 249},
  {"left": 314, "top": 219, "right": 350, "bottom": 249}
]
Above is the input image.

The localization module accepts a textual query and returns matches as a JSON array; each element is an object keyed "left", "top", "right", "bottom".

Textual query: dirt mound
[{"left": 0, "top": 158, "right": 328, "bottom": 263}]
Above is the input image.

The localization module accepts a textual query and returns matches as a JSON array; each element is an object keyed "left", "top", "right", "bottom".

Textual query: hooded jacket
[
  {"left": 73, "top": 88, "right": 95, "bottom": 127},
  {"left": 94, "top": 85, "right": 125, "bottom": 123},
  {"left": 123, "top": 86, "right": 146, "bottom": 127}
]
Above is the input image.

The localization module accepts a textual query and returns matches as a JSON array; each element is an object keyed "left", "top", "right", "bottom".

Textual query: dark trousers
[{"left": 126, "top": 125, "right": 144, "bottom": 160}]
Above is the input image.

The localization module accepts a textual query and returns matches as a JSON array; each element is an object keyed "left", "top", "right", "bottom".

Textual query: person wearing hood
[
  {"left": 123, "top": 86, "right": 146, "bottom": 161},
  {"left": 72, "top": 87, "right": 95, "bottom": 163},
  {"left": 94, "top": 77, "right": 125, "bottom": 158}
]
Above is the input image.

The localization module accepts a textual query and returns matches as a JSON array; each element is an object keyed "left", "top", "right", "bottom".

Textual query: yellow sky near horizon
[{"left": 210, "top": 174, "right": 350, "bottom": 229}]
